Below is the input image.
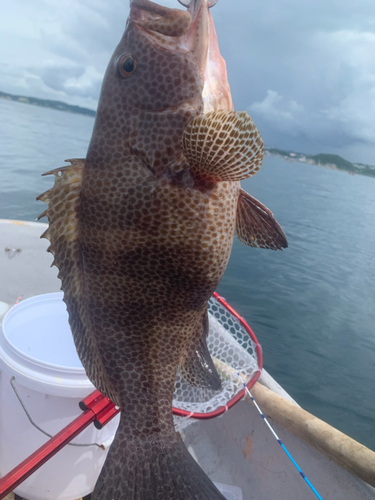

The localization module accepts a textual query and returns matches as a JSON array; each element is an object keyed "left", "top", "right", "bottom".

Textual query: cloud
[
  {"left": 37, "top": 64, "right": 85, "bottom": 93},
  {"left": 28, "top": 62, "right": 102, "bottom": 100},
  {"left": 1, "top": 0, "right": 375, "bottom": 162},
  {"left": 0, "top": 0, "right": 123, "bottom": 108},
  {"left": 243, "top": 24, "right": 375, "bottom": 161},
  {"left": 37, "top": 1, "right": 126, "bottom": 68},
  {"left": 250, "top": 90, "right": 305, "bottom": 136},
  {"left": 319, "top": 30, "right": 375, "bottom": 144}
]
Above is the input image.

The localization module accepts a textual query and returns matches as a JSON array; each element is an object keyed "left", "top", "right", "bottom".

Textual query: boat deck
[{"left": 1, "top": 220, "right": 375, "bottom": 500}]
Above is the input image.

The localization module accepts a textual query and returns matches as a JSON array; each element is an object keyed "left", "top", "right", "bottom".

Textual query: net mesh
[{"left": 173, "top": 295, "right": 261, "bottom": 431}]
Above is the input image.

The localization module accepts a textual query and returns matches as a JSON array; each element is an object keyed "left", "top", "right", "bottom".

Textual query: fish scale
[{"left": 37, "top": 0, "right": 287, "bottom": 498}]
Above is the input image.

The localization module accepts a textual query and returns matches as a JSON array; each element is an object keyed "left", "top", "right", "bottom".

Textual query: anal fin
[
  {"left": 181, "top": 110, "right": 264, "bottom": 181},
  {"left": 180, "top": 308, "right": 221, "bottom": 391},
  {"left": 236, "top": 188, "right": 288, "bottom": 250}
]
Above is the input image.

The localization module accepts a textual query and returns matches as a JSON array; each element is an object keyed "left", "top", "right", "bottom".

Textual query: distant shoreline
[
  {"left": 265, "top": 148, "right": 375, "bottom": 177},
  {"left": 1, "top": 89, "right": 374, "bottom": 179},
  {"left": 265, "top": 148, "right": 375, "bottom": 179},
  {"left": 0, "top": 90, "right": 96, "bottom": 118}
]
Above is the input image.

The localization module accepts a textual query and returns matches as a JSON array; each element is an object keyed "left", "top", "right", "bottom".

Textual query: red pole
[
  {"left": 0, "top": 394, "right": 119, "bottom": 500},
  {"left": 0, "top": 410, "right": 95, "bottom": 500}
]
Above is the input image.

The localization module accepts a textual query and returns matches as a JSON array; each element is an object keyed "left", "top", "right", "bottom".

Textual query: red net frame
[{"left": 172, "top": 292, "right": 263, "bottom": 419}]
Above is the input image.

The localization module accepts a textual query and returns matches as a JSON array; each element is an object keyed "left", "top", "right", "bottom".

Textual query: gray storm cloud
[
  {"left": 1, "top": 0, "right": 374, "bottom": 163},
  {"left": 28, "top": 63, "right": 102, "bottom": 100}
]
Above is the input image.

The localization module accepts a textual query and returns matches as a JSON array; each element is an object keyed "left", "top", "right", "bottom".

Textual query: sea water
[{"left": 1, "top": 98, "right": 374, "bottom": 451}]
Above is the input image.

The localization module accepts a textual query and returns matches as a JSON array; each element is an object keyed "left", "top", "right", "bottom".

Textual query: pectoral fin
[
  {"left": 180, "top": 309, "right": 221, "bottom": 391},
  {"left": 236, "top": 188, "right": 288, "bottom": 250},
  {"left": 181, "top": 110, "right": 264, "bottom": 181}
]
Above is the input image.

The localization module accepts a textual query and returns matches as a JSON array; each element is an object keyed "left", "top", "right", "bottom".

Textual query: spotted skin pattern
[{"left": 38, "top": 0, "right": 286, "bottom": 498}]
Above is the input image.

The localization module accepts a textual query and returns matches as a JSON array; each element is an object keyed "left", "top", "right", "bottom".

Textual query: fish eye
[
  {"left": 178, "top": 0, "right": 218, "bottom": 7},
  {"left": 117, "top": 53, "right": 137, "bottom": 78}
]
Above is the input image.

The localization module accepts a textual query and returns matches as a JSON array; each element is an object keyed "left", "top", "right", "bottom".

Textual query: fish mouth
[
  {"left": 130, "top": 0, "right": 211, "bottom": 70},
  {"left": 178, "top": 0, "right": 219, "bottom": 15},
  {"left": 130, "top": 0, "right": 192, "bottom": 37},
  {"left": 130, "top": 0, "right": 232, "bottom": 111},
  {"left": 129, "top": 0, "right": 214, "bottom": 39}
]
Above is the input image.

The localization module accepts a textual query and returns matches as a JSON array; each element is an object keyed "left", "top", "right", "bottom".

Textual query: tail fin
[{"left": 92, "top": 420, "right": 226, "bottom": 500}]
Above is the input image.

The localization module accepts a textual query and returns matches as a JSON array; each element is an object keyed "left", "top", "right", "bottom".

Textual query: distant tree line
[
  {"left": 0, "top": 90, "right": 96, "bottom": 117},
  {"left": 266, "top": 148, "right": 375, "bottom": 179}
]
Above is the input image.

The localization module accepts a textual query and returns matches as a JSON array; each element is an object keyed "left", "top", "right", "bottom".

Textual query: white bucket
[{"left": 0, "top": 293, "right": 120, "bottom": 500}]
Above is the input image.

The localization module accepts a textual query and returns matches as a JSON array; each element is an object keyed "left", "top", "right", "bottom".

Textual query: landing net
[{"left": 173, "top": 292, "right": 262, "bottom": 431}]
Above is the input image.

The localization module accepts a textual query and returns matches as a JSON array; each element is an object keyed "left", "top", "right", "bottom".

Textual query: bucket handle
[{"left": 10, "top": 376, "right": 106, "bottom": 449}]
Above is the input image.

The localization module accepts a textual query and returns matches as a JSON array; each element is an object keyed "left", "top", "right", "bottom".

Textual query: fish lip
[
  {"left": 183, "top": 0, "right": 212, "bottom": 23},
  {"left": 130, "top": 0, "right": 211, "bottom": 78},
  {"left": 130, "top": 0, "right": 211, "bottom": 29},
  {"left": 129, "top": 0, "right": 190, "bottom": 22},
  {"left": 187, "top": 0, "right": 209, "bottom": 18},
  {"left": 178, "top": 0, "right": 219, "bottom": 8},
  {"left": 130, "top": 0, "right": 182, "bottom": 14},
  {"left": 130, "top": 0, "right": 215, "bottom": 14},
  {"left": 130, "top": 0, "right": 192, "bottom": 37}
]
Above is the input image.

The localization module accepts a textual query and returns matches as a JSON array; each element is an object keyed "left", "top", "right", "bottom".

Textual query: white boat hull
[{"left": 1, "top": 219, "right": 374, "bottom": 500}]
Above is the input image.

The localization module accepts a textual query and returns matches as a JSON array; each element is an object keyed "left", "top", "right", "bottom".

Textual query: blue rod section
[
  {"left": 279, "top": 442, "right": 324, "bottom": 500},
  {"left": 237, "top": 371, "right": 324, "bottom": 500}
]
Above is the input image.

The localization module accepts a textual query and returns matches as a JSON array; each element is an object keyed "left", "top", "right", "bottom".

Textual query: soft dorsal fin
[
  {"left": 180, "top": 307, "right": 221, "bottom": 391},
  {"left": 236, "top": 188, "right": 288, "bottom": 250},
  {"left": 181, "top": 110, "right": 264, "bottom": 181}
]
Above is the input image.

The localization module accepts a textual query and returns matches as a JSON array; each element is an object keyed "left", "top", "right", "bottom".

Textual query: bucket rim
[
  {"left": 0, "top": 292, "right": 94, "bottom": 397},
  {"left": 1, "top": 292, "right": 86, "bottom": 374}
]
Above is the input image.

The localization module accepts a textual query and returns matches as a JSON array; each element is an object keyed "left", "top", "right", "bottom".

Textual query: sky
[{"left": 1, "top": 0, "right": 375, "bottom": 164}]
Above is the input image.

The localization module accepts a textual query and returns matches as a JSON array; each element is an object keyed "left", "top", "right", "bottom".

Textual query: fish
[{"left": 37, "top": 0, "right": 287, "bottom": 498}]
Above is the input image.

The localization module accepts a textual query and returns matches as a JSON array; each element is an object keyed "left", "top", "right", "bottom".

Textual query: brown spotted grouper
[{"left": 37, "top": 0, "right": 287, "bottom": 498}]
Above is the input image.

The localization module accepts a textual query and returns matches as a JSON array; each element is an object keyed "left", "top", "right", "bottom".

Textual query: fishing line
[
  {"left": 236, "top": 372, "right": 324, "bottom": 500},
  {"left": 9, "top": 377, "right": 103, "bottom": 448}
]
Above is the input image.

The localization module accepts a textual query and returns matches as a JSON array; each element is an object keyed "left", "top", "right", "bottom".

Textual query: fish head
[{"left": 88, "top": 0, "right": 232, "bottom": 170}]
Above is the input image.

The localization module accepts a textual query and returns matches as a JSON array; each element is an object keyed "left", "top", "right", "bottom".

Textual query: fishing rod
[{"left": 237, "top": 372, "right": 324, "bottom": 500}]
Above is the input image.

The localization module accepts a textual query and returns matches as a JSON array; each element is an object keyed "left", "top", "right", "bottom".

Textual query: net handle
[{"left": 172, "top": 292, "right": 263, "bottom": 419}]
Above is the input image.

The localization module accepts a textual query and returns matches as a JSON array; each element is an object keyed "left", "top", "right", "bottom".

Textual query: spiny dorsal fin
[
  {"left": 37, "top": 159, "right": 85, "bottom": 299},
  {"left": 181, "top": 110, "right": 264, "bottom": 181},
  {"left": 236, "top": 188, "right": 288, "bottom": 250},
  {"left": 179, "top": 307, "right": 221, "bottom": 391},
  {"left": 36, "top": 159, "right": 120, "bottom": 405}
]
